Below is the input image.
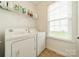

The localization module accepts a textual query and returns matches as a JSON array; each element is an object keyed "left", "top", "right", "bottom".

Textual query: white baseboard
[
  {"left": 47, "top": 48, "right": 65, "bottom": 56},
  {"left": 47, "top": 47, "right": 76, "bottom": 57}
]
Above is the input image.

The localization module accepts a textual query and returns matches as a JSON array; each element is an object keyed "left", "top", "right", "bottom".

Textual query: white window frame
[{"left": 47, "top": 1, "right": 73, "bottom": 42}]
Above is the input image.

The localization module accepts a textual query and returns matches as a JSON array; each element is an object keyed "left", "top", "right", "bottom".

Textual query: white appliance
[
  {"left": 5, "top": 28, "right": 46, "bottom": 57},
  {"left": 5, "top": 28, "right": 36, "bottom": 57},
  {"left": 28, "top": 28, "right": 46, "bottom": 56}
]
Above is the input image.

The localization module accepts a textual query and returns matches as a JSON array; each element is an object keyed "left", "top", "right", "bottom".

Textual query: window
[{"left": 48, "top": 2, "right": 72, "bottom": 41}]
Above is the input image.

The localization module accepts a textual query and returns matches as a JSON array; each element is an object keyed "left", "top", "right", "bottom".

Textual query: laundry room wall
[
  {"left": 36, "top": 1, "right": 76, "bottom": 56},
  {"left": 36, "top": 4, "right": 48, "bottom": 32},
  {"left": 36, "top": 1, "right": 54, "bottom": 32},
  {"left": 0, "top": 1, "right": 37, "bottom": 56}
]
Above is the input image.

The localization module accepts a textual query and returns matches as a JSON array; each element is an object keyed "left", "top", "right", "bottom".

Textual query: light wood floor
[{"left": 39, "top": 48, "right": 64, "bottom": 57}]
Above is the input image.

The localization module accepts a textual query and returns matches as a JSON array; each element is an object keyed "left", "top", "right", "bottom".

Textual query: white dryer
[{"left": 28, "top": 28, "right": 46, "bottom": 56}]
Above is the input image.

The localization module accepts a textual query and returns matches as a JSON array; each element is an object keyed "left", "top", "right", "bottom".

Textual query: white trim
[
  {"left": 47, "top": 37, "right": 75, "bottom": 43},
  {"left": 47, "top": 48, "right": 65, "bottom": 56},
  {"left": 47, "top": 1, "right": 73, "bottom": 42}
]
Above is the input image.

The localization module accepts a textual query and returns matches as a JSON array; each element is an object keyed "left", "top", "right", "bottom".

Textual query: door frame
[{"left": 72, "top": 1, "right": 78, "bottom": 57}]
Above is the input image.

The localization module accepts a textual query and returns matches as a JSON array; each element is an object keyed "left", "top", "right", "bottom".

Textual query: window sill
[{"left": 47, "top": 36, "right": 75, "bottom": 43}]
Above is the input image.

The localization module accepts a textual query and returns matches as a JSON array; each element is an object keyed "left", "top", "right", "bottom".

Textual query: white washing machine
[
  {"left": 5, "top": 28, "right": 37, "bottom": 57},
  {"left": 5, "top": 28, "right": 46, "bottom": 57}
]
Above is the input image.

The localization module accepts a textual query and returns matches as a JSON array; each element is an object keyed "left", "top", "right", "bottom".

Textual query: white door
[
  {"left": 37, "top": 32, "right": 45, "bottom": 56},
  {"left": 76, "top": 1, "right": 79, "bottom": 56},
  {"left": 72, "top": 1, "right": 79, "bottom": 56},
  {"left": 12, "top": 38, "right": 36, "bottom": 57}
]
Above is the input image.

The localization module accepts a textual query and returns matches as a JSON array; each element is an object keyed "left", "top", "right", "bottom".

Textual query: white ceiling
[
  {"left": 28, "top": 1, "right": 55, "bottom": 5},
  {"left": 28, "top": 1, "right": 42, "bottom": 4}
]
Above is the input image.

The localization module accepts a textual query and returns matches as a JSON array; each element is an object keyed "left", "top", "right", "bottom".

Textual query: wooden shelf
[{"left": 0, "top": 7, "right": 34, "bottom": 19}]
